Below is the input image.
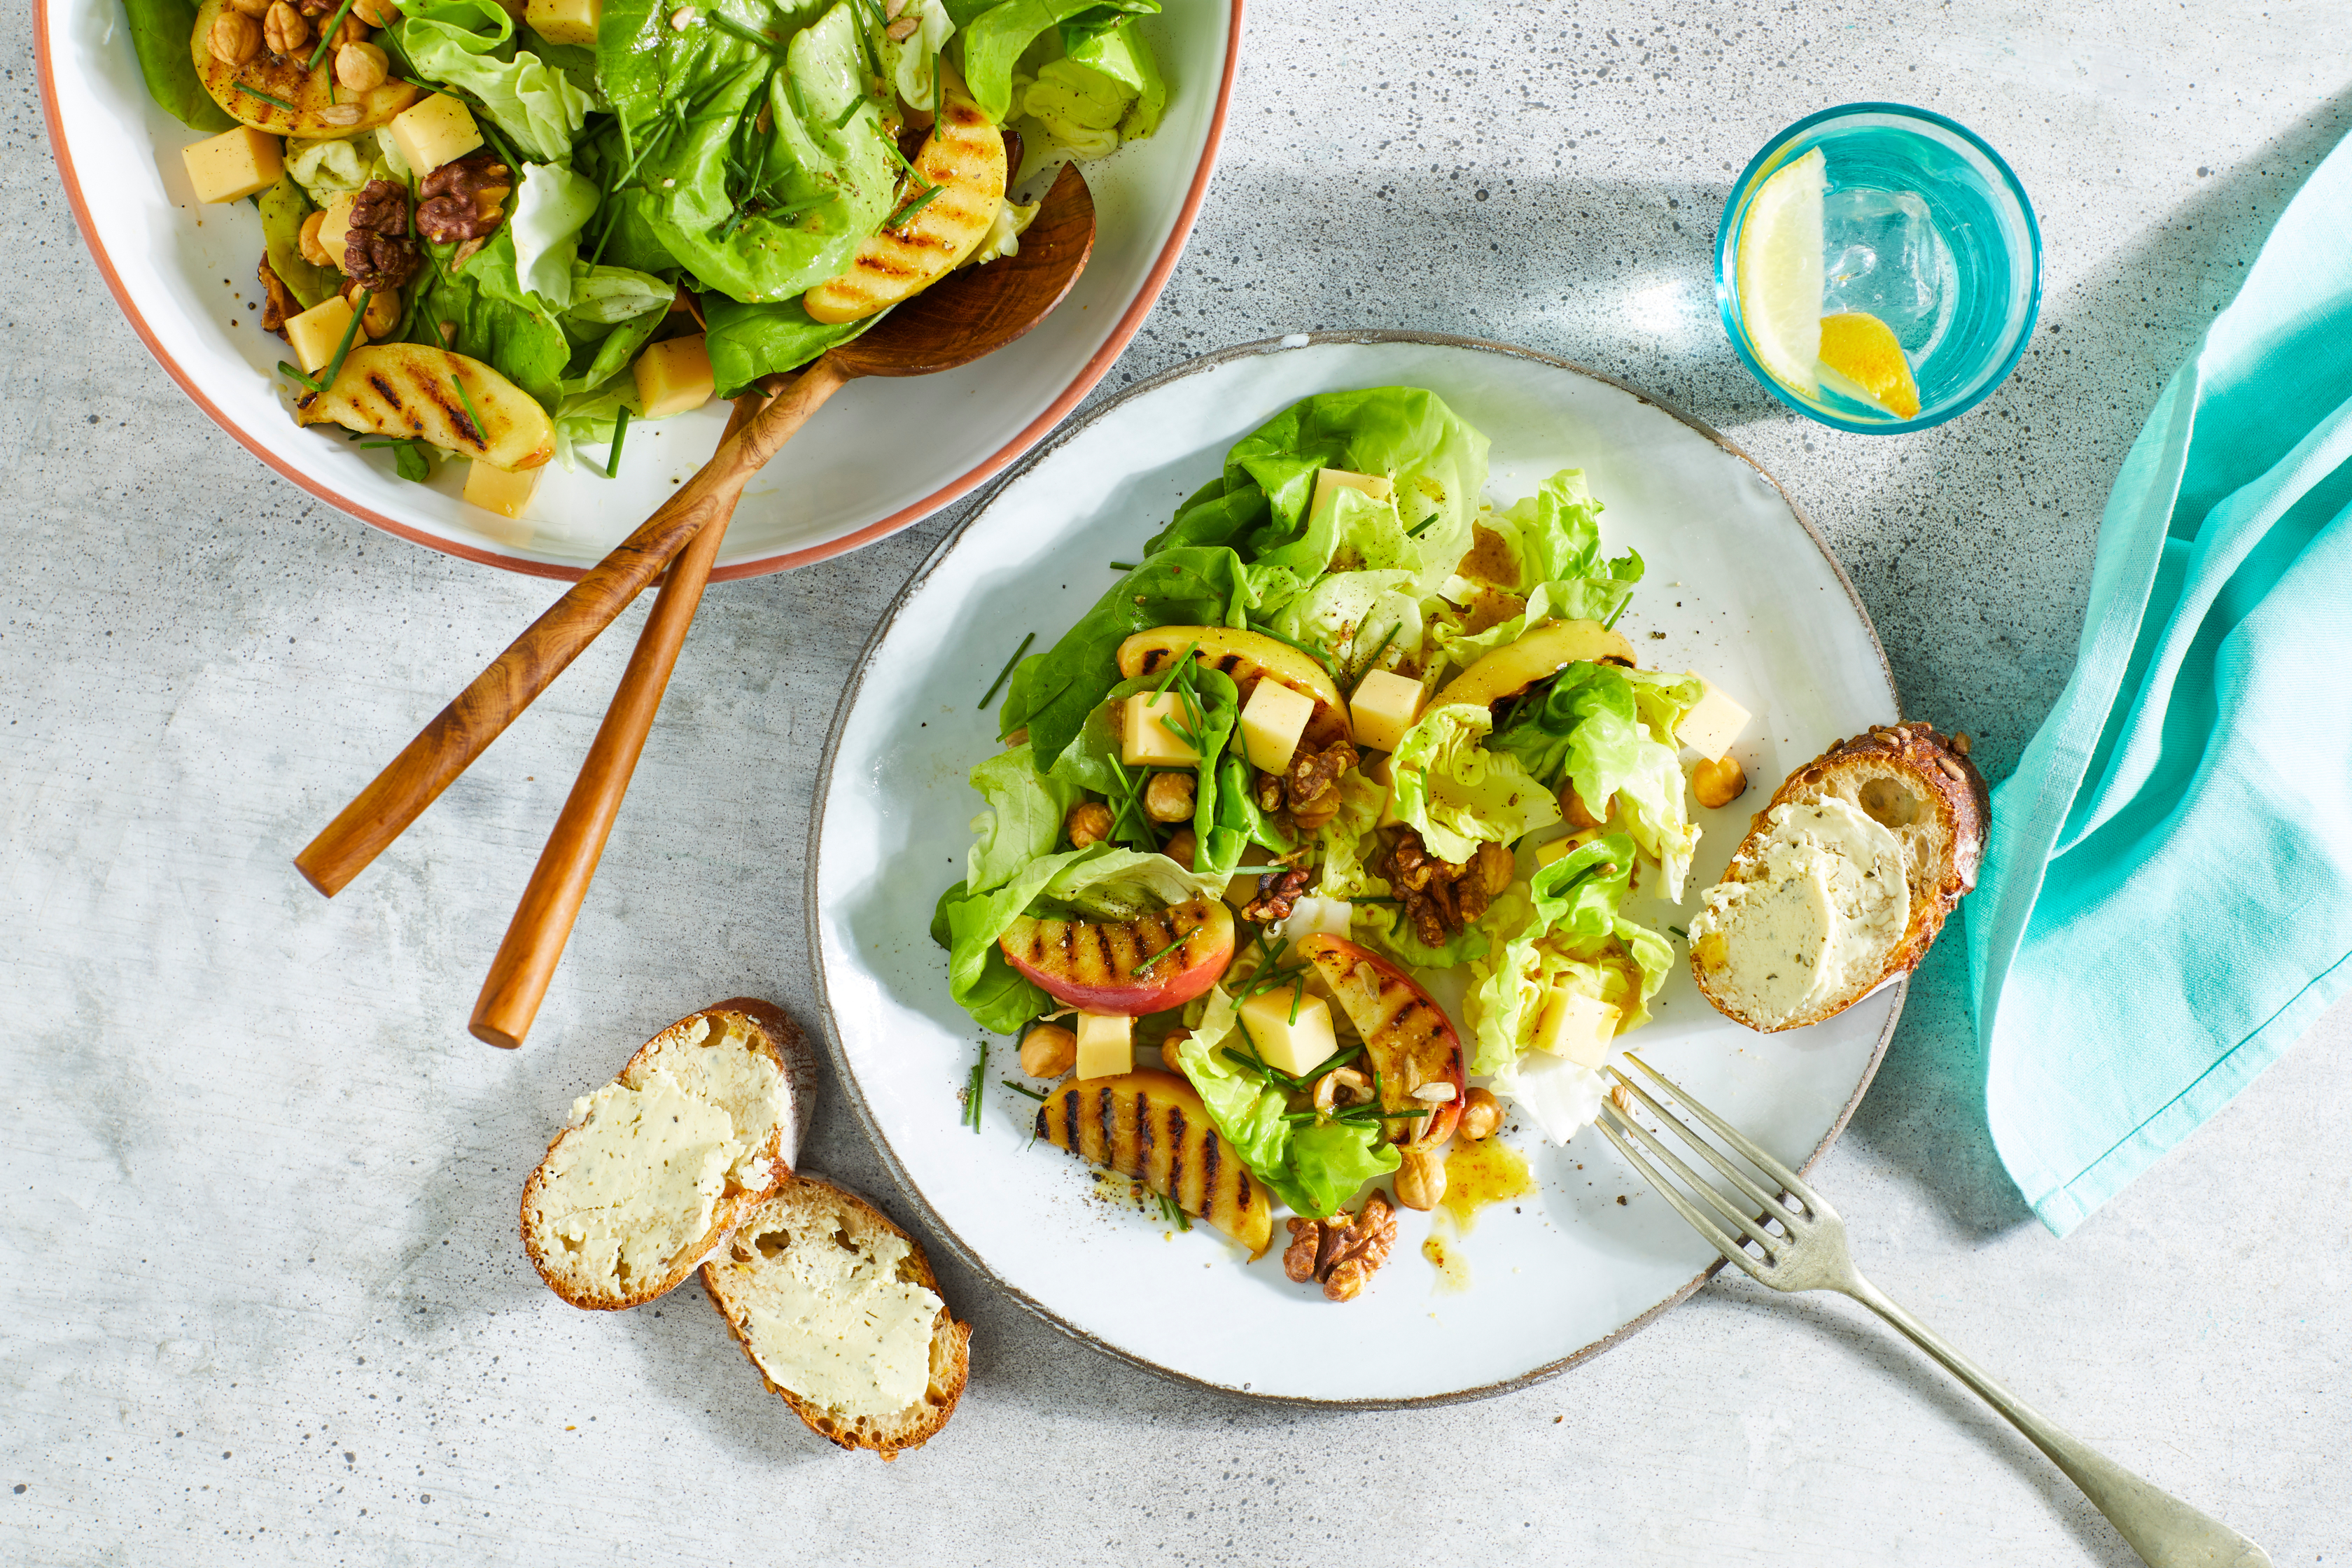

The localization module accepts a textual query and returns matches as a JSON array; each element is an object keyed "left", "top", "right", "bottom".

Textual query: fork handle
[{"left": 1840, "top": 1274, "right": 2270, "bottom": 1568}]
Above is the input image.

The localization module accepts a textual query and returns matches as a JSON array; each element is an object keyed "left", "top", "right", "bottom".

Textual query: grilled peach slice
[
  {"left": 193, "top": 0, "right": 421, "bottom": 136},
  {"left": 297, "top": 345, "right": 555, "bottom": 471},
  {"left": 1295, "top": 935, "right": 1466, "bottom": 1147},
  {"left": 1000, "top": 897, "right": 1234, "bottom": 1016},
  {"left": 1036, "top": 1070, "right": 1272, "bottom": 1256},
  {"left": 1116, "top": 626, "right": 1350, "bottom": 751},
  {"left": 1430, "top": 620, "right": 1638, "bottom": 711},
  {"left": 803, "top": 64, "right": 1007, "bottom": 324}
]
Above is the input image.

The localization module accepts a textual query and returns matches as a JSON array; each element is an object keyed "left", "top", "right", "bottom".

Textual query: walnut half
[
  {"left": 1282, "top": 1190, "right": 1399, "bottom": 1303},
  {"left": 416, "top": 155, "right": 513, "bottom": 244},
  {"left": 342, "top": 178, "right": 422, "bottom": 292}
]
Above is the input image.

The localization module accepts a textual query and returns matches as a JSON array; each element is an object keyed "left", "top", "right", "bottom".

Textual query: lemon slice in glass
[
  {"left": 1735, "top": 147, "right": 1827, "bottom": 396},
  {"left": 1818, "top": 311, "right": 1922, "bottom": 419}
]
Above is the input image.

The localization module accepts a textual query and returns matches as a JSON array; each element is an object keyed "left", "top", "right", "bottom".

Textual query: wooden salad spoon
[{"left": 293, "top": 160, "right": 1097, "bottom": 914}]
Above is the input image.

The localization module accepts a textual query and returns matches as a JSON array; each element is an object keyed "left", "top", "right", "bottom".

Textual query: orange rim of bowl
[{"left": 34, "top": 0, "right": 1247, "bottom": 583}]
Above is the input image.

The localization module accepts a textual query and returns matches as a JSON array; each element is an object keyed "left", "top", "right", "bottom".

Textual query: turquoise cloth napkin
[{"left": 1965, "top": 131, "right": 2352, "bottom": 1236}]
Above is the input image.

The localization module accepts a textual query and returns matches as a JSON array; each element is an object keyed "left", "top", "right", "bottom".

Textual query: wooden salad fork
[{"left": 1595, "top": 1055, "right": 2271, "bottom": 1568}]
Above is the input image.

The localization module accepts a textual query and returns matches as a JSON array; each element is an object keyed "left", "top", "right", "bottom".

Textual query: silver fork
[{"left": 1595, "top": 1054, "right": 2271, "bottom": 1568}]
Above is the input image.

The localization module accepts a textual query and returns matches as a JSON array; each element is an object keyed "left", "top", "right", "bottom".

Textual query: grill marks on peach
[
  {"left": 1002, "top": 904, "right": 1210, "bottom": 990},
  {"left": 1035, "top": 1072, "right": 1270, "bottom": 1256}
]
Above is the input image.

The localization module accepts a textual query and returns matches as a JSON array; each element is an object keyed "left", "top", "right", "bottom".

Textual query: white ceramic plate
[
  {"left": 811, "top": 332, "right": 1903, "bottom": 1405},
  {"left": 37, "top": 0, "right": 1240, "bottom": 580}
]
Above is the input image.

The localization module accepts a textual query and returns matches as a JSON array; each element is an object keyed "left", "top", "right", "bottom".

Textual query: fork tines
[{"left": 1595, "top": 1055, "right": 1826, "bottom": 1283}]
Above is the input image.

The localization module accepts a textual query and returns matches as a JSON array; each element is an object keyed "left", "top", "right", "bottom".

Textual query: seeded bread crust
[
  {"left": 701, "top": 1175, "right": 973, "bottom": 1461},
  {"left": 520, "top": 998, "right": 817, "bottom": 1311},
  {"left": 1692, "top": 722, "right": 1989, "bottom": 1031}
]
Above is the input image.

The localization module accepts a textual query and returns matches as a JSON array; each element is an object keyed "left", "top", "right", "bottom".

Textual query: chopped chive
[
  {"left": 1243, "top": 618, "right": 1343, "bottom": 682},
  {"left": 830, "top": 94, "right": 867, "bottom": 129},
  {"left": 1000, "top": 1079, "right": 1047, "bottom": 1103},
  {"left": 1604, "top": 598, "right": 1630, "bottom": 630},
  {"left": 305, "top": 0, "right": 360, "bottom": 73},
  {"left": 1667, "top": 925, "right": 1688, "bottom": 940},
  {"left": 316, "top": 288, "right": 371, "bottom": 393},
  {"left": 1131, "top": 932, "right": 1189, "bottom": 976},
  {"left": 238, "top": 85, "right": 299, "bottom": 113},
  {"left": 603, "top": 405, "right": 632, "bottom": 478},
  {"left": 710, "top": 10, "right": 780, "bottom": 48},
  {"left": 1150, "top": 639, "right": 1200, "bottom": 700},
  {"left": 1108, "top": 560, "right": 1138, "bottom": 570},
  {"left": 964, "top": 1042, "right": 988, "bottom": 1131},
  {"left": 886, "top": 182, "right": 943, "bottom": 230},
  {"left": 1349, "top": 622, "right": 1404, "bottom": 691},
  {"left": 276, "top": 360, "right": 322, "bottom": 392},
  {"left": 450, "top": 370, "right": 486, "bottom": 444},
  {"left": 978, "top": 631, "right": 1035, "bottom": 711}
]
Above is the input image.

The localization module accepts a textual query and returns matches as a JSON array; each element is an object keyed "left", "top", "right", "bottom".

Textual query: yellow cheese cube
[
  {"left": 1533, "top": 830, "right": 1600, "bottom": 869},
  {"left": 1310, "top": 466, "right": 1394, "bottom": 522},
  {"left": 1349, "top": 667, "right": 1426, "bottom": 754},
  {"left": 634, "top": 334, "right": 715, "bottom": 420},
  {"left": 389, "top": 94, "right": 484, "bottom": 178},
  {"left": 1073, "top": 1013, "right": 1133, "bottom": 1081},
  {"left": 181, "top": 125, "right": 283, "bottom": 205},
  {"left": 463, "top": 458, "right": 542, "bottom": 519},
  {"left": 1120, "top": 692, "right": 1200, "bottom": 768},
  {"left": 315, "top": 189, "right": 360, "bottom": 271},
  {"left": 1676, "top": 678, "right": 1751, "bottom": 759},
  {"left": 525, "top": 0, "right": 601, "bottom": 46},
  {"left": 1238, "top": 678, "right": 1315, "bottom": 774},
  {"left": 1532, "top": 987, "right": 1619, "bottom": 1068},
  {"left": 284, "top": 295, "right": 359, "bottom": 376},
  {"left": 1238, "top": 985, "right": 1338, "bottom": 1079}
]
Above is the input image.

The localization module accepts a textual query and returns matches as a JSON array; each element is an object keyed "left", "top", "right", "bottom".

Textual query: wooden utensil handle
[
  {"left": 290, "top": 358, "right": 851, "bottom": 899},
  {"left": 466, "top": 395, "right": 768, "bottom": 1048}
]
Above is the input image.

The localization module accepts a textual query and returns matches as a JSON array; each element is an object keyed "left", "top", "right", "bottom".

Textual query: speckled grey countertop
[{"left": 5, "top": 3, "right": 2347, "bottom": 1564}]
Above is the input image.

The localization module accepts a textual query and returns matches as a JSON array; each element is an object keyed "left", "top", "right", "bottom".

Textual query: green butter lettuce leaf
[
  {"left": 409, "top": 230, "right": 571, "bottom": 410},
  {"left": 510, "top": 162, "right": 603, "bottom": 306},
  {"left": 1038, "top": 847, "right": 1226, "bottom": 918},
  {"left": 257, "top": 178, "right": 337, "bottom": 310},
  {"left": 284, "top": 132, "right": 400, "bottom": 206},
  {"left": 1221, "top": 387, "right": 1490, "bottom": 589},
  {"left": 1491, "top": 662, "right": 1703, "bottom": 901},
  {"left": 121, "top": 0, "right": 234, "bottom": 130},
  {"left": 957, "top": 0, "right": 1158, "bottom": 124},
  {"left": 1468, "top": 468, "right": 1642, "bottom": 616},
  {"left": 1388, "top": 701, "right": 1564, "bottom": 864},
  {"left": 598, "top": 0, "right": 893, "bottom": 303},
  {"left": 965, "top": 743, "right": 1082, "bottom": 892},
  {"left": 1070, "top": 17, "right": 1164, "bottom": 139},
  {"left": 1464, "top": 834, "right": 1672, "bottom": 1077},
  {"left": 998, "top": 547, "right": 1262, "bottom": 769},
  {"left": 1175, "top": 1009, "right": 1397, "bottom": 1219},
  {"left": 702, "top": 296, "right": 873, "bottom": 397},
  {"left": 394, "top": 0, "right": 597, "bottom": 162}
]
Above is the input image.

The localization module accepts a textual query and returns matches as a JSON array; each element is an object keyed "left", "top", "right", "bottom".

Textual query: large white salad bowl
[
  {"left": 37, "top": 0, "right": 1241, "bottom": 579},
  {"left": 811, "top": 332, "right": 1907, "bottom": 1405}
]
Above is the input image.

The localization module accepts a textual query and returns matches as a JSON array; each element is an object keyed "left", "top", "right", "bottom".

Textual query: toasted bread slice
[
  {"left": 1690, "top": 723, "right": 1987, "bottom": 1031},
  {"left": 522, "top": 998, "right": 817, "bottom": 1310},
  {"left": 703, "top": 1176, "right": 972, "bottom": 1460}
]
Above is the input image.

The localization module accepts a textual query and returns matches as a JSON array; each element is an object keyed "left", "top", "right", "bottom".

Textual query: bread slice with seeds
[
  {"left": 1690, "top": 724, "right": 1988, "bottom": 1032},
  {"left": 521, "top": 998, "right": 818, "bottom": 1310},
  {"left": 702, "top": 1175, "right": 972, "bottom": 1460}
]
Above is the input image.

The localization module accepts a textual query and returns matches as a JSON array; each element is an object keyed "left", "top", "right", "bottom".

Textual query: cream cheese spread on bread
[
  {"left": 736, "top": 1224, "right": 945, "bottom": 1418},
  {"left": 1688, "top": 798, "right": 1907, "bottom": 1030},
  {"left": 533, "top": 1015, "right": 789, "bottom": 1296}
]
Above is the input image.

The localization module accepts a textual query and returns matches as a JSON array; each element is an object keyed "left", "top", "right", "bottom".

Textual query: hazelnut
[
  {"left": 334, "top": 12, "right": 371, "bottom": 46},
  {"left": 335, "top": 39, "right": 388, "bottom": 92},
  {"left": 313, "top": 104, "right": 362, "bottom": 126},
  {"left": 1691, "top": 755, "right": 1747, "bottom": 810},
  {"left": 1394, "top": 1144, "right": 1446, "bottom": 1211},
  {"left": 1018, "top": 1023, "right": 1077, "bottom": 1079},
  {"left": 349, "top": 0, "right": 396, "bottom": 20},
  {"left": 1561, "top": 784, "right": 1610, "bottom": 830},
  {"left": 210, "top": 10, "right": 262, "bottom": 64},
  {"left": 1458, "top": 1086, "right": 1502, "bottom": 1141},
  {"left": 298, "top": 209, "right": 334, "bottom": 270},
  {"left": 1065, "top": 800, "right": 1113, "bottom": 849},
  {"left": 1158, "top": 1028, "right": 1190, "bottom": 1075},
  {"left": 1143, "top": 770, "right": 1195, "bottom": 823},
  {"left": 262, "top": 1, "right": 309, "bottom": 55},
  {"left": 1160, "top": 828, "right": 1197, "bottom": 869},
  {"left": 227, "top": 0, "right": 269, "bottom": 15},
  {"left": 342, "top": 280, "right": 399, "bottom": 338}
]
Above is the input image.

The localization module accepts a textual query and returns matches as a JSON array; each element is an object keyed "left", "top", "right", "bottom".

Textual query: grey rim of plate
[{"left": 804, "top": 328, "right": 1907, "bottom": 1408}]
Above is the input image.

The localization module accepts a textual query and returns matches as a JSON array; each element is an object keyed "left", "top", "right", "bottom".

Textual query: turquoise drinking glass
[{"left": 1716, "top": 103, "right": 2041, "bottom": 433}]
